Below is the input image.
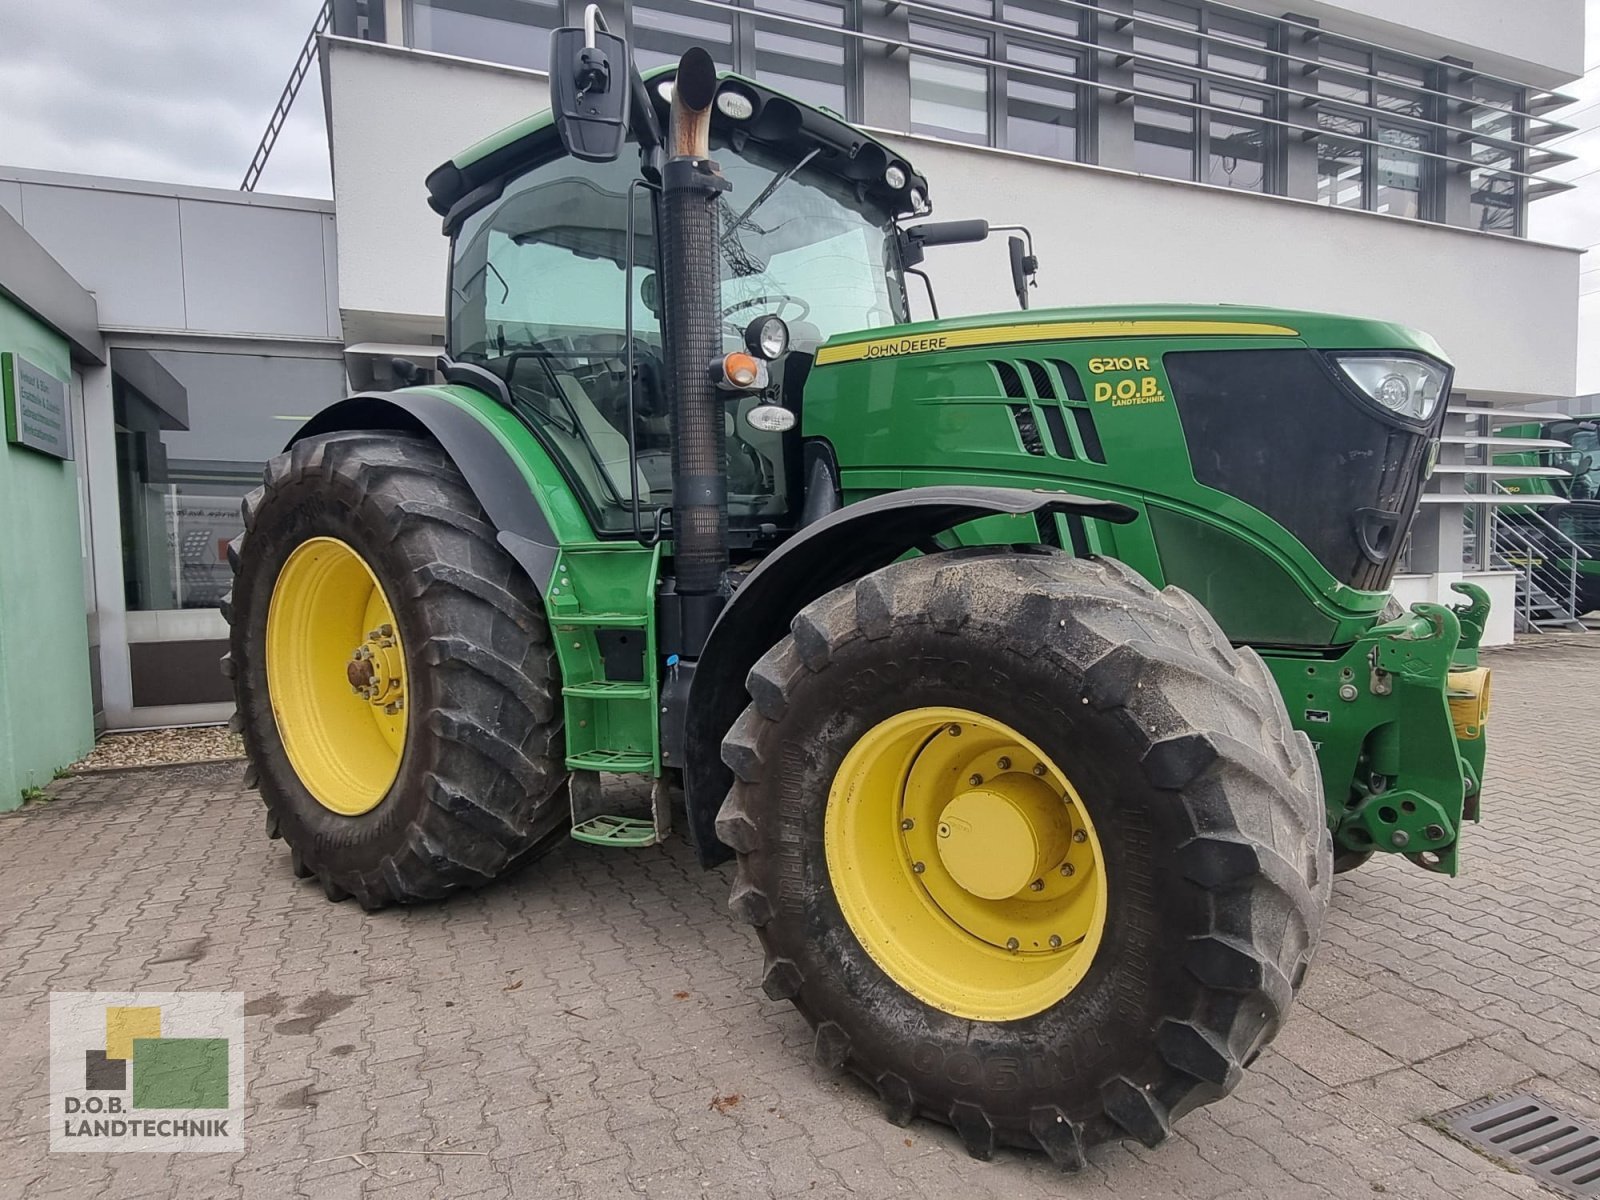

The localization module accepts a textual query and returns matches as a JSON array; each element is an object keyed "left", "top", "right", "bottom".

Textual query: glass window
[
  {"left": 450, "top": 136, "right": 905, "bottom": 531},
  {"left": 632, "top": 0, "right": 735, "bottom": 69},
  {"left": 1207, "top": 14, "right": 1269, "bottom": 82},
  {"left": 1374, "top": 126, "right": 1424, "bottom": 218},
  {"left": 1134, "top": 74, "right": 1198, "bottom": 181},
  {"left": 1133, "top": 0, "right": 1200, "bottom": 68},
  {"left": 910, "top": 23, "right": 991, "bottom": 144},
  {"left": 112, "top": 349, "right": 346, "bottom": 611},
  {"left": 450, "top": 151, "right": 668, "bottom": 531},
  {"left": 1208, "top": 90, "right": 1266, "bottom": 191},
  {"left": 407, "top": 0, "right": 559, "bottom": 70},
  {"left": 1005, "top": 42, "right": 1079, "bottom": 160},
  {"left": 1317, "top": 112, "right": 1367, "bottom": 208},
  {"left": 1318, "top": 43, "right": 1372, "bottom": 105},
  {"left": 1469, "top": 80, "right": 1524, "bottom": 234},
  {"left": 752, "top": 0, "right": 849, "bottom": 114}
]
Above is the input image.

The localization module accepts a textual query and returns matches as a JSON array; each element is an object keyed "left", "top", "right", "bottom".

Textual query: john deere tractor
[
  {"left": 1497, "top": 414, "right": 1600, "bottom": 617},
  {"left": 224, "top": 9, "right": 1491, "bottom": 1166}
]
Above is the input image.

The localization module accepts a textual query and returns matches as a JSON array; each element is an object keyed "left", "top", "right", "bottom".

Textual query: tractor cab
[{"left": 433, "top": 68, "right": 934, "bottom": 544}]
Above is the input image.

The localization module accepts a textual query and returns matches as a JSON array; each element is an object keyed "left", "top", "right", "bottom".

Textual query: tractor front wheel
[
  {"left": 222, "top": 430, "right": 569, "bottom": 908},
  {"left": 716, "top": 550, "right": 1331, "bottom": 1164}
]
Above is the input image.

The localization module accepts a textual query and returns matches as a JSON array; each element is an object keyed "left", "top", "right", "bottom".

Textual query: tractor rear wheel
[
  {"left": 716, "top": 550, "right": 1331, "bottom": 1165},
  {"left": 222, "top": 430, "right": 568, "bottom": 908}
]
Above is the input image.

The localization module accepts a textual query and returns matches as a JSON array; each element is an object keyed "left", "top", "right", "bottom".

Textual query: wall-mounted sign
[{"left": 2, "top": 351, "right": 72, "bottom": 460}]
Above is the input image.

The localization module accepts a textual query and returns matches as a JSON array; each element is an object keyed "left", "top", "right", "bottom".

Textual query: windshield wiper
[{"left": 725, "top": 148, "right": 821, "bottom": 237}]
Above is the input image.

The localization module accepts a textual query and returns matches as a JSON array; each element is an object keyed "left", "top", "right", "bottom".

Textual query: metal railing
[
  {"left": 242, "top": 0, "right": 333, "bottom": 192},
  {"left": 658, "top": 0, "right": 1577, "bottom": 194},
  {"left": 1485, "top": 486, "right": 1590, "bottom": 632}
]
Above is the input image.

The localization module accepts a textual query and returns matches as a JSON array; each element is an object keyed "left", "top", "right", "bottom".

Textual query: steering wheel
[{"left": 719, "top": 294, "right": 811, "bottom": 332}]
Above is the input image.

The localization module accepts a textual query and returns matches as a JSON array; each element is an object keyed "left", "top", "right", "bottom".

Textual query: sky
[{"left": 3, "top": 0, "right": 1600, "bottom": 392}]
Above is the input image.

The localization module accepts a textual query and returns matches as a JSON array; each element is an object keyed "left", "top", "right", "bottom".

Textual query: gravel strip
[{"left": 71, "top": 727, "right": 244, "bottom": 772}]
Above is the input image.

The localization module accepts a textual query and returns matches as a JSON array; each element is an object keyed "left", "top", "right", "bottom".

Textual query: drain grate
[{"left": 1433, "top": 1093, "right": 1600, "bottom": 1198}]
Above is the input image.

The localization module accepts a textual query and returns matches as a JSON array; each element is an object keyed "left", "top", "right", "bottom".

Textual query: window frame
[
  {"left": 1131, "top": 3, "right": 1278, "bottom": 192},
  {"left": 908, "top": 0, "right": 1093, "bottom": 161}
]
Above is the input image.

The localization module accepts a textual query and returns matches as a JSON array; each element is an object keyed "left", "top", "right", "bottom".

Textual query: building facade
[
  {"left": 318, "top": 0, "right": 1585, "bottom": 645},
  {"left": 0, "top": 209, "right": 99, "bottom": 804},
  {"left": 0, "top": 170, "right": 344, "bottom": 731}
]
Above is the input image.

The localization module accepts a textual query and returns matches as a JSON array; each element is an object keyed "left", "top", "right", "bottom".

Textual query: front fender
[
  {"left": 681, "top": 485, "right": 1138, "bottom": 865},
  {"left": 293, "top": 388, "right": 573, "bottom": 591}
]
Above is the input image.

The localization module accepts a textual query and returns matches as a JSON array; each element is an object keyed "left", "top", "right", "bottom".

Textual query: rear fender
[
  {"left": 681, "top": 486, "right": 1139, "bottom": 865},
  {"left": 292, "top": 389, "right": 566, "bottom": 590}
]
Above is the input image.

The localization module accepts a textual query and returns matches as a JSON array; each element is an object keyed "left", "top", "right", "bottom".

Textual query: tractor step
[
  {"left": 550, "top": 612, "right": 649, "bottom": 627},
  {"left": 570, "top": 814, "right": 661, "bottom": 847},
  {"left": 561, "top": 681, "right": 654, "bottom": 699},
  {"left": 566, "top": 750, "right": 655, "bottom": 772}
]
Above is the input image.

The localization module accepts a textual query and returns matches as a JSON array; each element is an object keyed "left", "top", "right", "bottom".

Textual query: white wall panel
[
  {"left": 1223, "top": 0, "right": 1584, "bottom": 88},
  {"left": 892, "top": 138, "right": 1580, "bottom": 402},
  {"left": 20, "top": 185, "right": 187, "bottom": 330},
  {"left": 324, "top": 38, "right": 550, "bottom": 338},
  {"left": 179, "top": 200, "right": 336, "bottom": 338}
]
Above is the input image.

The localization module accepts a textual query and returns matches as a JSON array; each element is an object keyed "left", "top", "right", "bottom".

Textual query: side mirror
[
  {"left": 1008, "top": 235, "right": 1038, "bottom": 311},
  {"left": 640, "top": 272, "right": 661, "bottom": 316},
  {"left": 549, "top": 24, "right": 631, "bottom": 163}
]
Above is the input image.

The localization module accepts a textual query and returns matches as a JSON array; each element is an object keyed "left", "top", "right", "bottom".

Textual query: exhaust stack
[{"left": 660, "top": 48, "right": 731, "bottom": 650}]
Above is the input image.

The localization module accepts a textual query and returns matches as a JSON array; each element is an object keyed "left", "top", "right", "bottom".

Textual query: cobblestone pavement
[{"left": 3, "top": 638, "right": 1598, "bottom": 1199}]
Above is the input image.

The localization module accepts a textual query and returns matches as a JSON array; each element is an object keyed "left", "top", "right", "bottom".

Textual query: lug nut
[
  {"left": 1029, "top": 879, "right": 1044, "bottom": 892},
  {"left": 969, "top": 774, "right": 983, "bottom": 786},
  {"left": 1060, "top": 862, "right": 1075, "bottom": 876},
  {"left": 1005, "top": 938, "right": 1020, "bottom": 952},
  {"left": 1073, "top": 830, "right": 1087, "bottom": 844},
  {"left": 912, "top": 861, "right": 926, "bottom": 874},
  {"left": 1032, "top": 763, "right": 1047, "bottom": 777},
  {"left": 900, "top": 818, "right": 914, "bottom": 831},
  {"left": 1049, "top": 934, "right": 1062, "bottom": 949},
  {"left": 997, "top": 757, "right": 1011, "bottom": 771},
  {"left": 948, "top": 724, "right": 962, "bottom": 737}
]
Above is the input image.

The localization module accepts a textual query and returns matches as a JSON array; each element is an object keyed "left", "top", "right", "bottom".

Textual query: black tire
[
  {"left": 1333, "top": 849, "right": 1374, "bottom": 874},
  {"left": 715, "top": 550, "right": 1332, "bottom": 1165},
  {"left": 222, "top": 430, "right": 568, "bottom": 908}
]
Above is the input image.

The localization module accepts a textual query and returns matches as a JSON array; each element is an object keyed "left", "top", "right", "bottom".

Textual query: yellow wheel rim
[
  {"left": 266, "top": 537, "right": 408, "bottom": 816},
  {"left": 825, "top": 707, "right": 1108, "bottom": 1022}
]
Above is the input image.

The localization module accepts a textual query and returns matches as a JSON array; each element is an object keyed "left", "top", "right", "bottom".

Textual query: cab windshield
[
  {"left": 447, "top": 135, "right": 904, "bottom": 533},
  {"left": 1553, "top": 426, "right": 1599, "bottom": 501}
]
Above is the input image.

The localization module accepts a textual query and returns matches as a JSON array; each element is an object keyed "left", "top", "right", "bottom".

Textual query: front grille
[
  {"left": 1165, "top": 348, "right": 1441, "bottom": 593},
  {"left": 990, "top": 359, "right": 1104, "bottom": 466}
]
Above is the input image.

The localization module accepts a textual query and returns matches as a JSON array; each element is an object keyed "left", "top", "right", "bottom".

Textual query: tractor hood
[{"left": 813, "top": 304, "right": 1449, "bottom": 367}]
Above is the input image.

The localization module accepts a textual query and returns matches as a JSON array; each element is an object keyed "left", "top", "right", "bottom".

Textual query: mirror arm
[
  {"left": 907, "top": 267, "right": 939, "bottom": 320},
  {"left": 583, "top": 2, "right": 605, "bottom": 46}
]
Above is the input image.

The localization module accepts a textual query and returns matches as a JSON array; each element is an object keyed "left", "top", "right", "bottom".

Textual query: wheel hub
[
  {"left": 935, "top": 776, "right": 1071, "bottom": 901},
  {"left": 348, "top": 625, "right": 404, "bottom": 712},
  {"left": 266, "top": 537, "right": 408, "bottom": 817},
  {"left": 825, "top": 707, "right": 1108, "bottom": 1021}
]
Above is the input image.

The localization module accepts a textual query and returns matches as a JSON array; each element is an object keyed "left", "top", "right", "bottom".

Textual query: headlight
[
  {"left": 715, "top": 88, "right": 754, "bottom": 120},
  {"left": 1332, "top": 354, "right": 1446, "bottom": 421},
  {"left": 744, "top": 404, "right": 796, "bottom": 433},
  {"left": 884, "top": 163, "right": 908, "bottom": 190},
  {"left": 744, "top": 314, "right": 789, "bottom": 360}
]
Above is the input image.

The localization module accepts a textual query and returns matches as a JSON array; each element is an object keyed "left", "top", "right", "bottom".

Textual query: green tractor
[
  {"left": 224, "top": 10, "right": 1491, "bottom": 1165},
  {"left": 1496, "top": 415, "right": 1600, "bottom": 617}
]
